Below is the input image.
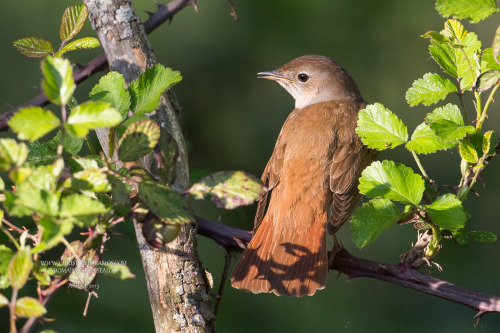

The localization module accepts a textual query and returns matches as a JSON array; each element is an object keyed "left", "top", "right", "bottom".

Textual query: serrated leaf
[
  {"left": 63, "top": 168, "right": 111, "bottom": 192},
  {"left": 66, "top": 101, "right": 122, "bottom": 137},
  {"left": 436, "top": 0, "right": 499, "bottom": 23},
  {"left": 13, "top": 37, "right": 53, "bottom": 58},
  {"left": 406, "top": 122, "right": 455, "bottom": 154},
  {"left": 481, "top": 48, "right": 500, "bottom": 73},
  {"left": 406, "top": 73, "right": 457, "bottom": 106},
  {"left": 139, "top": 181, "right": 194, "bottom": 224},
  {"left": 429, "top": 32, "right": 481, "bottom": 90},
  {"left": 16, "top": 183, "right": 59, "bottom": 217},
  {"left": 356, "top": 103, "right": 408, "bottom": 150},
  {"left": 425, "top": 104, "right": 474, "bottom": 142},
  {"left": 107, "top": 174, "right": 131, "bottom": 206},
  {"left": 443, "top": 19, "right": 468, "bottom": 43},
  {"left": 421, "top": 31, "right": 449, "bottom": 44},
  {"left": 7, "top": 248, "right": 33, "bottom": 289},
  {"left": 188, "top": 171, "right": 266, "bottom": 209},
  {"left": 90, "top": 71, "right": 131, "bottom": 119},
  {"left": 358, "top": 160, "right": 424, "bottom": 205},
  {"left": 9, "top": 107, "right": 60, "bottom": 141},
  {"left": 0, "top": 138, "right": 28, "bottom": 171},
  {"left": 98, "top": 263, "right": 135, "bottom": 280},
  {"left": 60, "top": 5, "right": 89, "bottom": 42},
  {"left": 476, "top": 69, "right": 500, "bottom": 92},
  {"left": 60, "top": 193, "right": 107, "bottom": 227},
  {"left": 350, "top": 198, "right": 402, "bottom": 248},
  {"left": 48, "top": 130, "right": 84, "bottom": 155},
  {"left": 471, "top": 230, "right": 497, "bottom": 242},
  {"left": 459, "top": 139, "right": 479, "bottom": 163},
  {"left": 129, "top": 64, "right": 182, "bottom": 115},
  {"left": 118, "top": 120, "right": 160, "bottom": 162},
  {"left": 32, "top": 218, "right": 73, "bottom": 253},
  {"left": 68, "top": 250, "right": 98, "bottom": 289},
  {"left": 57, "top": 37, "right": 100, "bottom": 57},
  {"left": 14, "top": 297, "right": 47, "bottom": 318},
  {"left": 425, "top": 193, "right": 466, "bottom": 230},
  {"left": 42, "top": 56, "right": 75, "bottom": 105}
]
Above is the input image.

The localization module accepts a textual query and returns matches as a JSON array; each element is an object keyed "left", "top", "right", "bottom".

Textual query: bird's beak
[{"left": 257, "top": 71, "right": 291, "bottom": 82}]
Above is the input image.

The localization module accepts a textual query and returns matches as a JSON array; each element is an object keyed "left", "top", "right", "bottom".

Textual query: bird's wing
[
  {"left": 253, "top": 137, "right": 286, "bottom": 232},
  {"left": 328, "top": 130, "right": 377, "bottom": 234}
]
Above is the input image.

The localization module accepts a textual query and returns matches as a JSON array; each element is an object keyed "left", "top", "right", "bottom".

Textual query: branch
[
  {"left": 196, "top": 215, "right": 500, "bottom": 316},
  {"left": 0, "top": 0, "right": 196, "bottom": 131}
]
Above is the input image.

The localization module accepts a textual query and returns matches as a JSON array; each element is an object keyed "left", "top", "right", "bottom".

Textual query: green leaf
[
  {"left": 9, "top": 107, "right": 60, "bottom": 141},
  {"left": 0, "top": 293, "right": 8, "bottom": 307},
  {"left": 129, "top": 64, "right": 182, "bottom": 115},
  {"left": 57, "top": 37, "right": 100, "bottom": 57},
  {"left": 48, "top": 130, "right": 84, "bottom": 155},
  {"left": 459, "top": 139, "right": 479, "bottom": 163},
  {"left": 13, "top": 37, "right": 53, "bottom": 58},
  {"left": 482, "top": 130, "right": 498, "bottom": 157},
  {"left": 89, "top": 71, "right": 131, "bottom": 119},
  {"left": 0, "top": 245, "right": 14, "bottom": 276},
  {"left": 60, "top": 4, "right": 89, "bottom": 42},
  {"left": 188, "top": 171, "right": 266, "bottom": 209},
  {"left": 470, "top": 230, "right": 497, "bottom": 242},
  {"left": 429, "top": 32, "right": 481, "bottom": 90},
  {"left": 425, "top": 104, "right": 475, "bottom": 142},
  {"left": 406, "top": 73, "right": 457, "bottom": 106},
  {"left": 118, "top": 120, "right": 160, "bottom": 162},
  {"left": 436, "top": 0, "right": 499, "bottom": 23},
  {"left": 107, "top": 174, "right": 131, "bottom": 206},
  {"left": 139, "top": 181, "right": 194, "bottom": 224},
  {"left": 358, "top": 160, "right": 425, "bottom": 205},
  {"left": 443, "top": 19, "right": 468, "bottom": 43},
  {"left": 356, "top": 103, "right": 408, "bottom": 150},
  {"left": 7, "top": 248, "right": 33, "bottom": 289},
  {"left": 60, "top": 193, "right": 107, "bottom": 227},
  {"left": 66, "top": 101, "right": 122, "bottom": 137},
  {"left": 481, "top": 48, "right": 500, "bottom": 72},
  {"left": 32, "top": 218, "right": 73, "bottom": 253},
  {"left": 350, "top": 198, "right": 402, "bottom": 248},
  {"left": 425, "top": 193, "right": 466, "bottom": 230},
  {"left": 14, "top": 297, "right": 47, "bottom": 318},
  {"left": 0, "top": 139, "right": 28, "bottom": 171},
  {"left": 63, "top": 168, "right": 111, "bottom": 192},
  {"left": 42, "top": 56, "right": 76, "bottom": 105},
  {"left": 98, "top": 263, "right": 135, "bottom": 280},
  {"left": 406, "top": 122, "right": 455, "bottom": 154},
  {"left": 494, "top": 25, "right": 500, "bottom": 67},
  {"left": 476, "top": 69, "right": 500, "bottom": 92}
]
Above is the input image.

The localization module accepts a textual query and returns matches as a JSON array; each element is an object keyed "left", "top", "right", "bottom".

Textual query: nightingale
[{"left": 230, "top": 55, "right": 377, "bottom": 297}]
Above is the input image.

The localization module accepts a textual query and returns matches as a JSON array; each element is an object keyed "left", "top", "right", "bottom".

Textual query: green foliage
[
  {"left": 129, "top": 64, "right": 182, "bottom": 115},
  {"left": 56, "top": 37, "right": 100, "bottom": 57},
  {"left": 406, "top": 73, "right": 457, "bottom": 106},
  {"left": 7, "top": 248, "right": 33, "bottom": 289},
  {"left": 356, "top": 103, "right": 408, "bottom": 150},
  {"left": 435, "top": 0, "right": 499, "bottom": 23},
  {"left": 188, "top": 171, "right": 266, "bottom": 209},
  {"left": 90, "top": 71, "right": 131, "bottom": 119},
  {"left": 352, "top": 0, "right": 499, "bottom": 260},
  {"left": 350, "top": 199, "right": 402, "bottom": 248},
  {"left": 59, "top": 5, "right": 89, "bottom": 42},
  {"left": 66, "top": 101, "right": 122, "bottom": 137},
  {"left": 13, "top": 37, "right": 53, "bottom": 58},
  {"left": 8, "top": 107, "right": 60, "bottom": 141},
  {"left": 14, "top": 297, "right": 47, "bottom": 318},
  {"left": 118, "top": 120, "right": 160, "bottom": 161},
  {"left": 358, "top": 160, "right": 424, "bottom": 206},
  {"left": 42, "top": 56, "right": 76, "bottom": 106}
]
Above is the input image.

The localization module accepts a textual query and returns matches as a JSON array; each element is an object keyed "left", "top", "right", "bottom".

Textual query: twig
[
  {"left": 196, "top": 215, "right": 500, "bottom": 315},
  {"left": 214, "top": 251, "right": 232, "bottom": 317},
  {"left": 227, "top": 0, "right": 239, "bottom": 21}
]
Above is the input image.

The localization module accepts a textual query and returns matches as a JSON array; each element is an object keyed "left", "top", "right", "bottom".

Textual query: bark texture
[{"left": 82, "top": 1, "right": 215, "bottom": 331}]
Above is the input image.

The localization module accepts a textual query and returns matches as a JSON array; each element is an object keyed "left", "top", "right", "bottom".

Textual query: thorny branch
[{"left": 197, "top": 216, "right": 500, "bottom": 318}]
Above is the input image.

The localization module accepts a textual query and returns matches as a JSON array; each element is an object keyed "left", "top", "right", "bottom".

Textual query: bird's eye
[{"left": 297, "top": 73, "right": 309, "bottom": 82}]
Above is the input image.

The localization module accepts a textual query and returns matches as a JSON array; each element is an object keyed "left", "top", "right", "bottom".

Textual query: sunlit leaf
[
  {"left": 57, "top": 37, "right": 100, "bottom": 57},
  {"left": 60, "top": 4, "right": 89, "bottom": 42},
  {"left": 66, "top": 101, "right": 122, "bottom": 137},
  {"left": 9, "top": 107, "right": 60, "bottom": 141},
  {"left": 14, "top": 297, "right": 47, "bottom": 318},
  {"left": 42, "top": 56, "right": 75, "bottom": 105},
  {"left": 406, "top": 73, "right": 457, "bottom": 106},
  {"left": 406, "top": 122, "right": 455, "bottom": 154},
  {"left": 425, "top": 193, "right": 466, "bottom": 230},
  {"left": 7, "top": 248, "right": 33, "bottom": 289},
  {"left": 90, "top": 71, "right": 131, "bottom": 119},
  {"left": 118, "top": 120, "right": 160, "bottom": 162},
  {"left": 13, "top": 37, "right": 53, "bottom": 58},
  {"left": 435, "top": 0, "right": 499, "bottom": 23}
]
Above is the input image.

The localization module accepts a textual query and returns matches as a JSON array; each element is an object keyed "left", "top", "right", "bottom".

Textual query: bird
[{"left": 230, "top": 55, "right": 377, "bottom": 296}]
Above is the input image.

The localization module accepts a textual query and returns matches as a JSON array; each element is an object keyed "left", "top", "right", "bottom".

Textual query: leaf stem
[
  {"left": 476, "top": 82, "right": 500, "bottom": 131},
  {"left": 411, "top": 150, "right": 429, "bottom": 179},
  {"left": 9, "top": 287, "right": 19, "bottom": 333},
  {"left": 456, "top": 92, "right": 470, "bottom": 125}
]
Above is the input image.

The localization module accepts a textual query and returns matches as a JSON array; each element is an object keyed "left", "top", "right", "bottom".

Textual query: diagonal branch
[{"left": 196, "top": 215, "right": 500, "bottom": 317}]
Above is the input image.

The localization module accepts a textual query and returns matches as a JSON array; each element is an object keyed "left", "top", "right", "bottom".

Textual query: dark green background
[{"left": 1, "top": 0, "right": 500, "bottom": 332}]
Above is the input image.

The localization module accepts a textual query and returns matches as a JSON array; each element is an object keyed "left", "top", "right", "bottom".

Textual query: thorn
[{"left": 145, "top": 10, "right": 155, "bottom": 18}]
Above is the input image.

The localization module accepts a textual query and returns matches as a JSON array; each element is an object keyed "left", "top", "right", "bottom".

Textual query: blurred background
[{"left": 1, "top": 0, "right": 500, "bottom": 332}]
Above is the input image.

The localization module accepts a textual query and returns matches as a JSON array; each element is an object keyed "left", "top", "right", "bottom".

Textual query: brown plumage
[{"left": 231, "top": 55, "right": 377, "bottom": 296}]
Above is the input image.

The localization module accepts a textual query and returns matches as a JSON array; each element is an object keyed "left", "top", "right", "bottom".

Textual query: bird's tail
[{"left": 231, "top": 209, "right": 327, "bottom": 297}]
